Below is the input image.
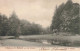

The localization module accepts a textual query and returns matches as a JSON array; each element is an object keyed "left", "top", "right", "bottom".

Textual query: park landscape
[{"left": 0, "top": 0, "right": 80, "bottom": 47}]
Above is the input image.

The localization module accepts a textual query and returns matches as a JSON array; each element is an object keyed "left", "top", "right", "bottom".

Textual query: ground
[
  {"left": 0, "top": 39, "right": 61, "bottom": 47},
  {"left": 0, "top": 34, "right": 80, "bottom": 47}
]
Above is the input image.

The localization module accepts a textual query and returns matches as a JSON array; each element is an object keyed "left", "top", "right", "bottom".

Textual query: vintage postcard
[{"left": 0, "top": 0, "right": 80, "bottom": 51}]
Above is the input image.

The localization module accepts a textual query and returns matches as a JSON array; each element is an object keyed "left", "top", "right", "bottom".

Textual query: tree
[
  {"left": 64, "top": 0, "right": 73, "bottom": 10},
  {"left": 8, "top": 11, "right": 21, "bottom": 38},
  {"left": 50, "top": 0, "right": 79, "bottom": 35},
  {"left": 61, "top": 2, "right": 79, "bottom": 34},
  {"left": 30, "top": 23, "right": 43, "bottom": 34},
  {"left": 0, "top": 14, "right": 9, "bottom": 36},
  {"left": 0, "top": 14, "right": 3, "bottom": 35},
  {"left": 50, "top": 3, "right": 65, "bottom": 33},
  {"left": 20, "top": 20, "right": 31, "bottom": 35},
  {"left": 20, "top": 20, "right": 43, "bottom": 35}
]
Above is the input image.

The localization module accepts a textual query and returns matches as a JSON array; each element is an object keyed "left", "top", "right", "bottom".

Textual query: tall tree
[
  {"left": 0, "top": 14, "right": 9, "bottom": 36},
  {"left": 50, "top": 3, "right": 65, "bottom": 33},
  {"left": 8, "top": 11, "right": 21, "bottom": 38},
  {"left": 50, "top": 0, "right": 79, "bottom": 35},
  {"left": 64, "top": 0, "right": 73, "bottom": 10}
]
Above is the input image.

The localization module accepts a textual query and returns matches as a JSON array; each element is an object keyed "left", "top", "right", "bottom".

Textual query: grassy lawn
[
  {"left": 19, "top": 34, "right": 80, "bottom": 47},
  {"left": 0, "top": 34, "right": 80, "bottom": 47}
]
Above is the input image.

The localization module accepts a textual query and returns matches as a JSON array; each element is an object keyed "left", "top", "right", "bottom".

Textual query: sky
[{"left": 0, "top": 0, "right": 79, "bottom": 28}]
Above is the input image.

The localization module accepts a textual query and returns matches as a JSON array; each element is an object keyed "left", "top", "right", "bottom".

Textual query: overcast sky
[{"left": 0, "top": 0, "right": 79, "bottom": 28}]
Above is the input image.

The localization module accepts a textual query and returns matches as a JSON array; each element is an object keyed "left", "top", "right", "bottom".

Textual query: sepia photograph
[{"left": 0, "top": 0, "right": 80, "bottom": 48}]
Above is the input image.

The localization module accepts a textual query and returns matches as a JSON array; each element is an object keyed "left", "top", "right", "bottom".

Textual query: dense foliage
[{"left": 50, "top": 0, "right": 79, "bottom": 34}]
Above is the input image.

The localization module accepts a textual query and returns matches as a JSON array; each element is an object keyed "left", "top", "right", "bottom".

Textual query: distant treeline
[{"left": 0, "top": 12, "right": 51, "bottom": 36}]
